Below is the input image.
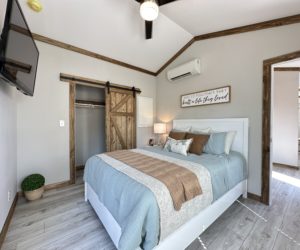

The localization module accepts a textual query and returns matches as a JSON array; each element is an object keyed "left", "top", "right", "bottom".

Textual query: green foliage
[{"left": 21, "top": 174, "right": 45, "bottom": 192}]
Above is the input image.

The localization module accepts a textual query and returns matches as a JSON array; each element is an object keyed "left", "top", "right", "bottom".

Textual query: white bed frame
[{"left": 85, "top": 118, "right": 249, "bottom": 250}]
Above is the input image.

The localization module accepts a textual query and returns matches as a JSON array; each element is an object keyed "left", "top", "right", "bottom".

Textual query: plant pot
[{"left": 24, "top": 186, "right": 44, "bottom": 201}]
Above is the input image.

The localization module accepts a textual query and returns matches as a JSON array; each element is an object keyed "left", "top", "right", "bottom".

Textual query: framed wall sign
[
  {"left": 137, "top": 96, "right": 154, "bottom": 127},
  {"left": 181, "top": 86, "right": 231, "bottom": 108}
]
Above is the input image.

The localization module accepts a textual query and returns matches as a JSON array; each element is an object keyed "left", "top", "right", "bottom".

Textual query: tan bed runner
[{"left": 106, "top": 150, "right": 202, "bottom": 211}]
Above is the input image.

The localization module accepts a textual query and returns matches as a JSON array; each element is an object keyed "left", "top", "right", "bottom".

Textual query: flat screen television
[{"left": 0, "top": 0, "right": 39, "bottom": 96}]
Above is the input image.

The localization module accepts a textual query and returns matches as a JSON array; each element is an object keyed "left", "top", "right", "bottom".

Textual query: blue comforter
[{"left": 83, "top": 147, "right": 247, "bottom": 250}]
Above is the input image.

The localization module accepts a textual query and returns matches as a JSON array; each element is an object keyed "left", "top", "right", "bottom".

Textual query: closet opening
[{"left": 75, "top": 85, "right": 106, "bottom": 177}]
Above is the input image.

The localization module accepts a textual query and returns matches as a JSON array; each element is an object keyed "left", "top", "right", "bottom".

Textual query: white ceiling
[
  {"left": 19, "top": 0, "right": 300, "bottom": 73},
  {"left": 160, "top": 0, "right": 300, "bottom": 36}
]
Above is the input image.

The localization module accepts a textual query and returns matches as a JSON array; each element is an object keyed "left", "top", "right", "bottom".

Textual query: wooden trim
[
  {"left": 32, "top": 34, "right": 156, "bottom": 76},
  {"left": 247, "top": 192, "right": 262, "bottom": 202},
  {"left": 274, "top": 67, "right": 300, "bottom": 71},
  {"left": 262, "top": 50, "right": 300, "bottom": 205},
  {"left": 0, "top": 194, "right": 18, "bottom": 248},
  {"left": 60, "top": 73, "right": 141, "bottom": 94},
  {"left": 69, "top": 82, "right": 76, "bottom": 185},
  {"left": 273, "top": 162, "right": 299, "bottom": 170},
  {"left": 156, "top": 14, "right": 300, "bottom": 75},
  {"left": 156, "top": 38, "right": 195, "bottom": 75}
]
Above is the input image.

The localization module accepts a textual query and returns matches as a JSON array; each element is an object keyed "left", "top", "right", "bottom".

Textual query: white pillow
[
  {"left": 224, "top": 131, "right": 237, "bottom": 154},
  {"left": 164, "top": 137, "right": 193, "bottom": 156},
  {"left": 191, "top": 127, "right": 212, "bottom": 134},
  {"left": 172, "top": 126, "right": 191, "bottom": 132}
]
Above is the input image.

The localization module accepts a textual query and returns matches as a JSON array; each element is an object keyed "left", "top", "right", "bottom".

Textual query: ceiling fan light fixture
[{"left": 140, "top": 0, "right": 159, "bottom": 21}]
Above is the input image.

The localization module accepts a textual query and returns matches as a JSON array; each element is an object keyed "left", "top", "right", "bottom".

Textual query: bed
[{"left": 84, "top": 118, "right": 249, "bottom": 250}]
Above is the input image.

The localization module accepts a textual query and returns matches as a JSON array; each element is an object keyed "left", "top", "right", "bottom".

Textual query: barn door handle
[
  {"left": 106, "top": 81, "right": 110, "bottom": 94},
  {"left": 132, "top": 87, "right": 136, "bottom": 98}
]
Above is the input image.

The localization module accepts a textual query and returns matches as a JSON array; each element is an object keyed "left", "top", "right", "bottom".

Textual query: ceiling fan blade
[
  {"left": 157, "top": 0, "right": 178, "bottom": 6},
  {"left": 145, "top": 21, "right": 153, "bottom": 39},
  {"left": 135, "top": 0, "right": 178, "bottom": 6}
]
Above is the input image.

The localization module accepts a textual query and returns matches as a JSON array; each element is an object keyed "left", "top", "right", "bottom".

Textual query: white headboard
[{"left": 173, "top": 118, "right": 249, "bottom": 162}]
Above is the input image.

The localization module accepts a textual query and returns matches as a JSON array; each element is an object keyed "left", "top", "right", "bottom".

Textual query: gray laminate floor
[{"left": 3, "top": 166, "right": 300, "bottom": 250}]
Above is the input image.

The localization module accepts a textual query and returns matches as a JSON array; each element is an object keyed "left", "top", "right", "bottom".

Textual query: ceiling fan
[{"left": 135, "top": 0, "right": 178, "bottom": 39}]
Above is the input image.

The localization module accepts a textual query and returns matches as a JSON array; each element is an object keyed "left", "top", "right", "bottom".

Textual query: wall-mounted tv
[{"left": 0, "top": 0, "right": 39, "bottom": 96}]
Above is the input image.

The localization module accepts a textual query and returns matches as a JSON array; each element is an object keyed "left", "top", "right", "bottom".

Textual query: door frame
[{"left": 261, "top": 50, "right": 300, "bottom": 205}]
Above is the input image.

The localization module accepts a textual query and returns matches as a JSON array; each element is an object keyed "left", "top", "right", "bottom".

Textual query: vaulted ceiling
[{"left": 19, "top": 0, "right": 300, "bottom": 73}]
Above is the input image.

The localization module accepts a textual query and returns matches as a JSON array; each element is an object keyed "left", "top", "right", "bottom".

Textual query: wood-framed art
[{"left": 181, "top": 86, "right": 231, "bottom": 108}]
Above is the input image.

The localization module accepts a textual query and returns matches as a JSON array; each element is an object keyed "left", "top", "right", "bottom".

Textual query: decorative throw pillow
[
  {"left": 164, "top": 137, "right": 193, "bottom": 156},
  {"left": 185, "top": 133, "right": 210, "bottom": 155},
  {"left": 203, "top": 132, "right": 227, "bottom": 155},
  {"left": 169, "top": 130, "right": 186, "bottom": 140},
  {"left": 224, "top": 131, "right": 237, "bottom": 154}
]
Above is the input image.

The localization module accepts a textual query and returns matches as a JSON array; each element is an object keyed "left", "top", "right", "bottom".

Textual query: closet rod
[{"left": 75, "top": 103, "right": 104, "bottom": 109}]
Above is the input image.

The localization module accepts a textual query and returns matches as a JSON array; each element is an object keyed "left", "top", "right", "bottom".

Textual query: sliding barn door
[{"left": 106, "top": 87, "right": 136, "bottom": 152}]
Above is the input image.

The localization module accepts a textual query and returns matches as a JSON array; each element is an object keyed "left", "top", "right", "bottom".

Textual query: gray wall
[
  {"left": 16, "top": 41, "right": 157, "bottom": 189},
  {"left": 272, "top": 71, "right": 299, "bottom": 166},
  {"left": 156, "top": 23, "right": 300, "bottom": 196},
  {"left": 0, "top": 0, "right": 17, "bottom": 231},
  {"left": 75, "top": 85, "right": 105, "bottom": 166}
]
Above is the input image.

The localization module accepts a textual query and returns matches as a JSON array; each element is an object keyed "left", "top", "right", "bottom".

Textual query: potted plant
[{"left": 21, "top": 174, "right": 45, "bottom": 201}]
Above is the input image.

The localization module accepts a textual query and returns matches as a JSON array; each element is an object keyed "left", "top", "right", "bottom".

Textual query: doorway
[{"left": 262, "top": 51, "right": 300, "bottom": 205}]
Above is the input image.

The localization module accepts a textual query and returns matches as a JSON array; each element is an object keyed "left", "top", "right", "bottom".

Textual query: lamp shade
[
  {"left": 154, "top": 123, "right": 166, "bottom": 134},
  {"left": 140, "top": 0, "right": 159, "bottom": 21}
]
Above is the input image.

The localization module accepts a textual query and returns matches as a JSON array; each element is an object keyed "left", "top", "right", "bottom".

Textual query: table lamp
[{"left": 154, "top": 123, "right": 166, "bottom": 146}]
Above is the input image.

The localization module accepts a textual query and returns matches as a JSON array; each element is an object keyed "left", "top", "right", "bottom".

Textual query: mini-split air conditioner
[{"left": 167, "top": 59, "right": 201, "bottom": 81}]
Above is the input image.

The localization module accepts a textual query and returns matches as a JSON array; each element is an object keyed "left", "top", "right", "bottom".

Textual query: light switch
[{"left": 59, "top": 120, "right": 65, "bottom": 127}]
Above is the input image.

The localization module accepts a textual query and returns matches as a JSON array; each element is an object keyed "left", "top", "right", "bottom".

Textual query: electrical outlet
[{"left": 8, "top": 190, "right": 11, "bottom": 202}]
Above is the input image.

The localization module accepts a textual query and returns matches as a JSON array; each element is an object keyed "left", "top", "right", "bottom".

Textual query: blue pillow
[{"left": 203, "top": 132, "right": 227, "bottom": 155}]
